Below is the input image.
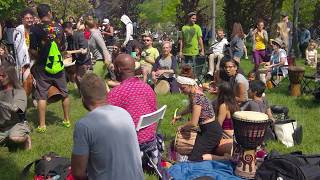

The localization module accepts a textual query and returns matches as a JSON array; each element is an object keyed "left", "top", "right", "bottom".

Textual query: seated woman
[
  {"left": 0, "top": 65, "right": 31, "bottom": 150},
  {"left": 152, "top": 42, "right": 179, "bottom": 93},
  {"left": 172, "top": 65, "right": 229, "bottom": 161},
  {"left": 264, "top": 38, "right": 288, "bottom": 84},
  {"left": 222, "top": 59, "right": 249, "bottom": 104},
  {"left": 216, "top": 82, "right": 239, "bottom": 138}
]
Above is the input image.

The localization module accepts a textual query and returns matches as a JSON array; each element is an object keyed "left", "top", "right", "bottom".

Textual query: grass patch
[{"left": 0, "top": 59, "right": 319, "bottom": 180}]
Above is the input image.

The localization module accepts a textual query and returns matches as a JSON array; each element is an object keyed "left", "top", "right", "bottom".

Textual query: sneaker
[
  {"left": 245, "top": 56, "right": 249, "bottom": 59},
  {"left": 36, "top": 126, "right": 46, "bottom": 133},
  {"left": 62, "top": 120, "right": 71, "bottom": 128}
]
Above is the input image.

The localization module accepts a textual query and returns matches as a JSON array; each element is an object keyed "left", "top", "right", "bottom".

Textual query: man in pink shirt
[{"left": 107, "top": 54, "right": 157, "bottom": 144}]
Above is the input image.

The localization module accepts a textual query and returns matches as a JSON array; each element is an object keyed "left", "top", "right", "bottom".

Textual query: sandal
[
  {"left": 36, "top": 126, "right": 46, "bottom": 133},
  {"left": 62, "top": 120, "right": 71, "bottom": 128}
]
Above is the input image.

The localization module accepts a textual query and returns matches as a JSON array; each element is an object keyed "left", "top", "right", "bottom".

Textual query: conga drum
[
  {"left": 63, "top": 57, "right": 76, "bottom": 83},
  {"left": 288, "top": 66, "right": 305, "bottom": 96},
  {"left": 232, "top": 111, "right": 270, "bottom": 179},
  {"left": 154, "top": 80, "right": 170, "bottom": 95},
  {"left": 47, "top": 86, "right": 63, "bottom": 104}
]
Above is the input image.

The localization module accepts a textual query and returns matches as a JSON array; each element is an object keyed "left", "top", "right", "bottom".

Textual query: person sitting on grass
[
  {"left": 215, "top": 82, "right": 239, "bottom": 138},
  {"left": 172, "top": 65, "right": 231, "bottom": 161},
  {"left": 243, "top": 80, "right": 275, "bottom": 122},
  {"left": 72, "top": 73, "right": 143, "bottom": 180},
  {"left": 0, "top": 65, "right": 31, "bottom": 150},
  {"left": 305, "top": 41, "right": 318, "bottom": 68},
  {"left": 151, "top": 41, "right": 180, "bottom": 93}
]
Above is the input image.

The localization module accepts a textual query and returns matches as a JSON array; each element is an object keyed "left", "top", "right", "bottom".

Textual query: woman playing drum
[
  {"left": 151, "top": 42, "right": 179, "bottom": 93},
  {"left": 172, "top": 65, "right": 224, "bottom": 161},
  {"left": 264, "top": 38, "right": 288, "bottom": 83}
]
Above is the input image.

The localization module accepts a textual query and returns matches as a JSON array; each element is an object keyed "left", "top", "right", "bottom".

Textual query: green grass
[{"left": 0, "top": 59, "right": 319, "bottom": 180}]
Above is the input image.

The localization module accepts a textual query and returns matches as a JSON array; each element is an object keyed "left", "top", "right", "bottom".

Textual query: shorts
[
  {"left": 32, "top": 65, "right": 68, "bottom": 100},
  {"left": 0, "top": 122, "right": 30, "bottom": 145}
]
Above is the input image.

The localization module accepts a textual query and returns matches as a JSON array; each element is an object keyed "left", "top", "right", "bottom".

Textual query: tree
[
  {"left": 0, "top": 0, "right": 26, "bottom": 20},
  {"left": 34, "top": 0, "right": 92, "bottom": 20}
]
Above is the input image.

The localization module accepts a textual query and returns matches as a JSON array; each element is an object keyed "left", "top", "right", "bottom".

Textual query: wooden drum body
[
  {"left": 48, "top": 86, "right": 63, "bottom": 104},
  {"left": 154, "top": 80, "right": 170, "bottom": 95},
  {"left": 64, "top": 58, "right": 76, "bottom": 83},
  {"left": 288, "top": 66, "right": 305, "bottom": 96},
  {"left": 174, "top": 127, "right": 197, "bottom": 155},
  {"left": 232, "top": 111, "right": 270, "bottom": 179}
]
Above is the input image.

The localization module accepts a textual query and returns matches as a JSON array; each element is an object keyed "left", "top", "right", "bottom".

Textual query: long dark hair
[
  {"left": 0, "top": 65, "right": 22, "bottom": 89},
  {"left": 216, "top": 81, "right": 239, "bottom": 115}
]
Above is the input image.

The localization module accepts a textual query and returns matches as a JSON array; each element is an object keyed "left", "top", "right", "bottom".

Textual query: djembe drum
[
  {"left": 47, "top": 86, "right": 63, "bottom": 104},
  {"left": 174, "top": 127, "right": 198, "bottom": 155},
  {"left": 22, "top": 67, "right": 33, "bottom": 96},
  {"left": 154, "top": 80, "right": 170, "bottom": 95},
  {"left": 232, "top": 111, "right": 270, "bottom": 179},
  {"left": 258, "top": 68, "right": 268, "bottom": 84},
  {"left": 288, "top": 66, "right": 305, "bottom": 96},
  {"left": 63, "top": 57, "right": 76, "bottom": 83}
]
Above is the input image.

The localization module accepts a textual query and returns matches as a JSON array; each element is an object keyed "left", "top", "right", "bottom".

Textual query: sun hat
[{"left": 270, "top": 38, "right": 284, "bottom": 47}]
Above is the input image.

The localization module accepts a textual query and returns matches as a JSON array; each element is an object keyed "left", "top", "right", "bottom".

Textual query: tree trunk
[
  {"left": 224, "top": 0, "right": 241, "bottom": 38},
  {"left": 292, "top": 0, "right": 300, "bottom": 57},
  {"left": 270, "top": 0, "right": 284, "bottom": 38}
]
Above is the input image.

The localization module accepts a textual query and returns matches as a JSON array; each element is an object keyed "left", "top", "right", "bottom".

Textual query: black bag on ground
[
  {"left": 255, "top": 151, "right": 320, "bottom": 180},
  {"left": 21, "top": 152, "right": 71, "bottom": 180}
]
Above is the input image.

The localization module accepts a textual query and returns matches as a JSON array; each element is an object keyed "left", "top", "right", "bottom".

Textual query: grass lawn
[{"left": 0, "top": 58, "right": 319, "bottom": 180}]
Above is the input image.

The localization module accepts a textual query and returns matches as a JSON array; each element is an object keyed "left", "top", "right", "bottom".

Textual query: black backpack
[
  {"left": 255, "top": 151, "right": 320, "bottom": 180},
  {"left": 21, "top": 152, "right": 71, "bottom": 180}
]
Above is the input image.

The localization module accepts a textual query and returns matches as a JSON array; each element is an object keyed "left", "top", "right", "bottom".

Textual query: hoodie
[{"left": 120, "top": 15, "right": 133, "bottom": 46}]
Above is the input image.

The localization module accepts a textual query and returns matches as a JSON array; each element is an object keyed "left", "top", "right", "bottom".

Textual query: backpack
[
  {"left": 255, "top": 151, "right": 320, "bottom": 180},
  {"left": 45, "top": 41, "right": 64, "bottom": 74},
  {"left": 21, "top": 152, "right": 73, "bottom": 180}
]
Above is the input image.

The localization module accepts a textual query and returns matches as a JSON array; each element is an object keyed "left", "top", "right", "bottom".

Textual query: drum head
[
  {"left": 63, "top": 58, "right": 75, "bottom": 67},
  {"left": 233, "top": 111, "right": 269, "bottom": 122},
  {"left": 154, "top": 80, "right": 170, "bottom": 95}
]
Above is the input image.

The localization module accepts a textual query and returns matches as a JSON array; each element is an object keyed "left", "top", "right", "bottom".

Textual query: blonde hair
[
  {"left": 276, "top": 22, "right": 289, "bottom": 50},
  {"left": 307, "top": 41, "right": 318, "bottom": 50}
]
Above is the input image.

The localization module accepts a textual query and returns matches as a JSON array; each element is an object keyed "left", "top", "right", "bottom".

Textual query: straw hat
[{"left": 270, "top": 38, "right": 284, "bottom": 47}]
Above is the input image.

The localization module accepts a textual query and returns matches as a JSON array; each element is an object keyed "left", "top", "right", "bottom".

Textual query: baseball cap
[{"left": 102, "top": 18, "right": 109, "bottom": 25}]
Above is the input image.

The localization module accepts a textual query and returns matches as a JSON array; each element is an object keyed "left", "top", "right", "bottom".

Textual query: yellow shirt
[{"left": 255, "top": 33, "right": 266, "bottom": 50}]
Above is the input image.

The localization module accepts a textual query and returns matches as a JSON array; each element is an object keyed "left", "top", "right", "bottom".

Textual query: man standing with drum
[
  {"left": 63, "top": 22, "right": 91, "bottom": 89},
  {"left": 179, "top": 12, "right": 205, "bottom": 66},
  {"left": 29, "top": 4, "right": 70, "bottom": 133}
]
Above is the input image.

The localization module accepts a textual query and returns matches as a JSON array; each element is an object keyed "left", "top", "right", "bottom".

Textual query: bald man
[{"left": 107, "top": 54, "right": 157, "bottom": 144}]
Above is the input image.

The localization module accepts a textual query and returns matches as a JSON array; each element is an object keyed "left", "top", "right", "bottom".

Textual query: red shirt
[{"left": 107, "top": 77, "right": 157, "bottom": 144}]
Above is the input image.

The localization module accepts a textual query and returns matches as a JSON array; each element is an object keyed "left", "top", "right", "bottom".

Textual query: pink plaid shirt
[{"left": 107, "top": 77, "right": 157, "bottom": 144}]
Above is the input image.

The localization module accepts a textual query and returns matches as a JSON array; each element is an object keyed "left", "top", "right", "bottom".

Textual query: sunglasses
[
  {"left": 144, "top": 39, "right": 151, "bottom": 42},
  {"left": 113, "top": 48, "right": 118, "bottom": 50}
]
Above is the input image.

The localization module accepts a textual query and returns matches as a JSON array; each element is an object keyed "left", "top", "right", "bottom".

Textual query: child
[
  {"left": 305, "top": 41, "right": 318, "bottom": 67},
  {"left": 244, "top": 80, "right": 274, "bottom": 121}
]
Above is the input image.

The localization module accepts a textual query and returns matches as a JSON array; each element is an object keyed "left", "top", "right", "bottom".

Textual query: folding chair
[
  {"left": 136, "top": 105, "right": 167, "bottom": 179},
  {"left": 301, "top": 74, "right": 320, "bottom": 94},
  {"left": 193, "top": 55, "right": 207, "bottom": 84}
]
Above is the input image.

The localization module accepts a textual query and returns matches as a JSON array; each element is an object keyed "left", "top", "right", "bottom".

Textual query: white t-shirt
[{"left": 211, "top": 38, "right": 228, "bottom": 54}]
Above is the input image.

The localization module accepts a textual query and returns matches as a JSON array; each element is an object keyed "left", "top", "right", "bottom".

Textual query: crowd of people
[{"left": 0, "top": 3, "right": 319, "bottom": 179}]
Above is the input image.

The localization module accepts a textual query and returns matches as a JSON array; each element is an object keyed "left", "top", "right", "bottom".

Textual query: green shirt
[
  {"left": 181, "top": 24, "right": 202, "bottom": 56},
  {"left": 140, "top": 47, "right": 159, "bottom": 67}
]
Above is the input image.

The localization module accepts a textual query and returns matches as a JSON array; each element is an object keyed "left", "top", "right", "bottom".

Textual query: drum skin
[{"left": 154, "top": 80, "right": 170, "bottom": 95}]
